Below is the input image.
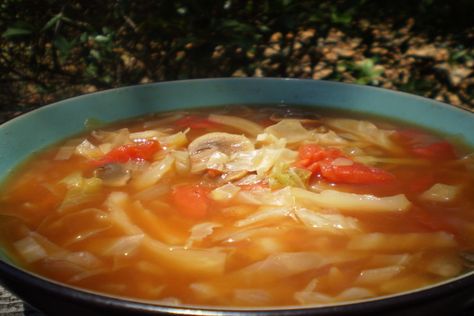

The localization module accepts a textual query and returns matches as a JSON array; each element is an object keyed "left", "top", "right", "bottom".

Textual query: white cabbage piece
[
  {"left": 132, "top": 155, "right": 175, "bottom": 190},
  {"left": 210, "top": 183, "right": 241, "bottom": 201},
  {"left": 38, "top": 208, "right": 111, "bottom": 246},
  {"left": 233, "top": 251, "right": 360, "bottom": 282},
  {"left": 208, "top": 114, "right": 264, "bottom": 136},
  {"left": 171, "top": 150, "right": 190, "bottom": 175},
  {"left": 157, "top": 130, "right": 188, "bottom": 149},
  {"left": 42, "top": 251, "right": 104, "bottom": 282},
  {"left": 143, "top": 113, "right": 186, "bottom": 128},
  {"left": 368, "top": 254, "right": 413, "bottom": 267},
  {"left": 292, "top": 188, "right": 411, "bottom": 212},
  {"left": 234, "top": 252, "right": 328, "bottom": 281},
  {"left": 311, "top": 130, "right": 349, "bottom": 146},
  {"left": 55, "top": 145, "right": 77, "bottom": 160},
  {"left": 129, "top": 129, "right": 168, "bottom": 141},
  {"left": 75, "top": 139, "right": 104, "bottom": 160},
  {"left": 212, "top": 225, "right": 291, "bottom": 243},
  {"left": 105, "top": 192, "right": 227, "bottom": 276},
  {"left": 264, "top": 119, "right": 312, "bottom": 144},
  {"left": 235, "top": 187, "right": 295, "bottom": 207},
  {"left": 347, "top": 232, "right": 457, "bottom": 251},
  {"left": 295, "top": 278, "right": 375, "bottom": 305},
  {"left": 130, "top": 201, "right": 186, "bottom": 245},
  {"left": 419, "top": 183, "right": 461, "bottom": 202},
  {"left": 337, "top": 287, "right": 375, "bottom": 301},
  {"left": 102, "top": 234, "right": 145, "bottom": 257},
  {"left": 58, "top": 173, "right": 103, "bottom": 212},
  {"left": 233, "top": 289, "right": 273, "bottom": 306},
  {"left": 211, "top": 147, "right": 297, "bottom": 177},
  {"left": 256, "top": 132, "right": 287, "bottom": 148},
  {"left": 133, "top": 183, "right": 170, "bottom": 202},
  {"left": 356, "top": 265, "right": 404, "bottom": 285},
  {"left": 324, "top": 118, "right": 401, "bottom": 153},
  {"left": 14, "top": 231, "right": 105, "bottom": 283},
  {"left": 189, "top": 282, "right": 219, "bottom": 301},
  {"left": 186, "top": 222, "right": 222, "bottom": 248},
  {"left": 13, "top": 236, "right": 48, "bottom": 263},
  {"left": 235, "top": 206, "right": 295, "bottom": 227},
  {"left": 424, "top": 254, "right": 463, "bottom": 277},
  {"left": 92, "top": 128, "right": 131, "bottom": 148},
  {"left": 294, "top": 208, "right": 360, "bottom": 234}
]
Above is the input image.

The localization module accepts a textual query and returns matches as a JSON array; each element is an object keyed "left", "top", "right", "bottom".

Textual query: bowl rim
[
  {"left": 1, "top": 77, "right": 473, "bottom": 129},
  {"left": 1, "top": 77, "right": 474, "bottom": 314},
  {"left": 1, "top": 255, "right": 474, "bottom": 315}
]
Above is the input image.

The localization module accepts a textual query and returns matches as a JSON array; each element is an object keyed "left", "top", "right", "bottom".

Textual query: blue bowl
[{"left": 1, "top": 78, "right": 474, "bottom": 315}]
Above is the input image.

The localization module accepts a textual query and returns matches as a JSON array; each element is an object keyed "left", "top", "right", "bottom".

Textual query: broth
[{"left": 1, "top": 105, "right": 473, "bottom": 307}]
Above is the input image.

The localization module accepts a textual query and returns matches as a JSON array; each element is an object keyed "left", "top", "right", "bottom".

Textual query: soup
[{"left": 1, "top": 105, "right": 473, "bottom": 308}]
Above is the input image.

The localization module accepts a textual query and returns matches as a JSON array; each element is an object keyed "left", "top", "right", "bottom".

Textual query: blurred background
[{"left": 1, "top": 0, "right": 473, "bottom": 124}]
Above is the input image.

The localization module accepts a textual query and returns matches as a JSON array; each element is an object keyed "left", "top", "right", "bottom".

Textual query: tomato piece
[
  {"left": 175, "top": 116, "right": 219, "bottom": 129},
  {"left": 319, "top": 160, "right": 396, "bottom": 184},
  {"left": 206, "top": 169, "right": 223, "bottom": 178},
  {"left": 411, "top": 141, "right": 457, "bottom": 160},
  {"left": 410, "top": 208, "right": 454, "bottom": 234},
  {"left": 95, "top": 140, "right": 160, "bottom": 165},
  {"left": 171, "top": 184, "right": 210, "bottom": 219},
  {"left": 408, "top": 173, "right": 435, "bottom": 193},
  {"left": 295, "top": 144, "right": 395, "bottom": 185},
  {"left": 295, "top": 144, "right": 344, "bottom": 171},
  {"left": 394, "top": 129, "right": 457, "bottom": 160}
]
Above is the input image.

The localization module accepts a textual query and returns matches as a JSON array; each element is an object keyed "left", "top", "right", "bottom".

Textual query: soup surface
[{"left": 1, "top": 105, "right": 474, "bottom": 308}]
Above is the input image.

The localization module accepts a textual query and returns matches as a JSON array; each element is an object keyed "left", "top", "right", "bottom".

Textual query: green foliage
[{"left": 0, "top": 0, "right": 472, "bottom": 111}]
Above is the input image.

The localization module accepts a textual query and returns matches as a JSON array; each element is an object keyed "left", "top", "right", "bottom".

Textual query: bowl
[{"left": 1, "top": 78, "right": 474, "bottom": 316}]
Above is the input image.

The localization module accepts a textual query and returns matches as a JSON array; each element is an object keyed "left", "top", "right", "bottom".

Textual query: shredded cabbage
[
  {"left": 38, "top": 208, "right": 111, "bottom": 246},
  {"left": 295, "top": 208, "right": 360, "bottom": 234},
  {"left": 133, "top": 183, "right": 170, "bottom": 202},
  {"left": 75, "top": 139, "right": 104, "bottom": 160},
  {"left": 132, "top": 155, "right": 175, "bottom": 190},
  {"left": 269, "top": 162, "right": 311, "bottom": 189},
  {"left": 292, "top": 188, "right": 411, "bottom": 212},
  {"left": 234, "top": 251, "right": 360, "bottom": 282},
  {"left": 186, "top": 222, "right": 222, "bottom": 248},
  {"left": 102, "top": 234, "right": 144, "bottom": 257},
  {"left": 158, "top": 131, "right": 188, "bottom": 149},
  {"left": 419, "top": 183, "right": 461, "bottom": 202},
  {"left": 235, "top": 206, "right": 295, "bottom": 227},
  {"left": 105, "top": 192, "right": 227, "bottom": 275},
  {"left": 129, "top": 130, "right": 167, "bottom": 141},
  {"left": 92, "top": 128, "right": 131, "bottom": 148},
  {"left": 356, "top": 266, "right": 404, "bottom": 285},
  {"left": 13, "top": 236, "right": 47, "bottom": 263},
  {"left": 324, "top": 118, "right": 401, "bottom": 153},
  {"left": 58, "top": 173, "right": 103, "bottom": 212},
  {"left": 235, "top": 187, "right": 295, "bottom": 207},
  {"left": 208, "top": 114, "right": 264, "bottom": 136},
  {"left": 264, "top": 119, "right": 312, "bottom": 144},
  {"left": 295, "top": 279, "right": 375, "bottom": 304},
  {"left": 233, "top": 289, "right": 273, "bottom": 306},
  {"left": 210, "top": 183, "right": 241, "bottom": 201},
  {"left": 311, "top": 130, "right": 349, "bottom": 146},
  {"left": 171, "top": 150, "right": 190, "bottom": 175}
]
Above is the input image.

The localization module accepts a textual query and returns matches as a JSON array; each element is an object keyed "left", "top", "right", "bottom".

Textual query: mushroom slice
[
  {"left": 188, "top": 132, "right": 254, "bottom": 173},
  {"left": 94, "top": 163, "right": 131, "bottom": 187}
]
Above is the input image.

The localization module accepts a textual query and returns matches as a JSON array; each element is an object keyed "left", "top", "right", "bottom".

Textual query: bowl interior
[{"left": 1, "top": 78, "right": 474, "bottom": 311}]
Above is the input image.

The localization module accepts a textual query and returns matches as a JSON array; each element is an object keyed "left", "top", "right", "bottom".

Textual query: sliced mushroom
[
  {"left": 94, "top": 163, "right": 131, "bottom": 187},
  {"left": 188, "top": 132, "right": 254, "bottom": 173}
]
